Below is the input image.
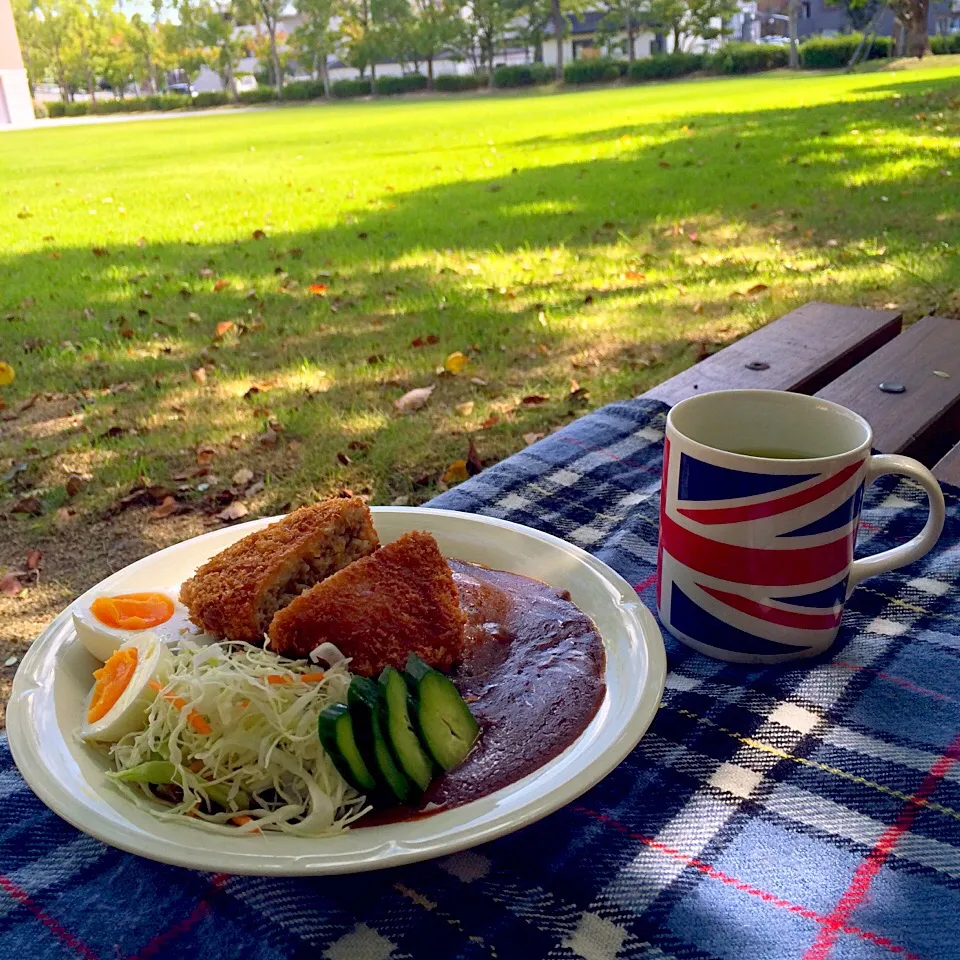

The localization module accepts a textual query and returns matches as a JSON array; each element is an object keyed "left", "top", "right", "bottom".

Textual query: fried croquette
[
  {"left": 179, "top": 498, "right": 379, "bottom": 642},
  {"left": 267, "top": 531, "right": 466, "bottom": 675}
]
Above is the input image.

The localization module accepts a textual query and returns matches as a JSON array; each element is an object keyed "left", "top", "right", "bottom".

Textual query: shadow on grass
[{"left": 1, "top": 72, "right": 958, "bottom": 512}]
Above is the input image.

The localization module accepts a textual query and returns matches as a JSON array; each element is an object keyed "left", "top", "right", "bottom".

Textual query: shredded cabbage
[{"left": 105, "top": 641, "right": 369, "bottom": 836}]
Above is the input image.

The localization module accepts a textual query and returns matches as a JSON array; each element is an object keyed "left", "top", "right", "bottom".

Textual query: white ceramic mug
[{"left": 657, "top": 390, "right": 946, "bottom": 663}]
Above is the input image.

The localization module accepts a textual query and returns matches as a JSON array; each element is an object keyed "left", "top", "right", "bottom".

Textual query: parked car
[
  {"left": 758, "top": 35, "right": 792, "bottom": 46},
  {"left": 235, "top": 75, "right": 258, "bottom": 93},
  {"left": 167, "top": 83, "right": 196, "bottom": 96}
]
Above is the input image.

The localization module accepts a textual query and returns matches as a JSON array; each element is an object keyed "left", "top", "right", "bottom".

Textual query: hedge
[
  {"left": 238, "top": 86, "right": 277, "bottom": 103},
  {"left": 433, "top": 73, "right": 487, "bottom": 92},
  {"left": 710, "top": 42, "right": 789, "bottom": 74},
  {"left": 629, "top": 53, "right": 703, "bottom": 81},
  {"left": 931, "top": 33, "right": 960, "bottom": 55},
  {"left": 281, "top": 79, "right": 326, "bottom": 100},
  {"left": 563, "top": 58, "right": 627, "bottom": 85},
  {"left": 376, "top": 73, "right": 428, "bottom": 95},
  {"left": 800, "top": 33, "right": 891, "bottom": 68},
  {"left": 332, "top": 77, "right": 373, "bottom": 98},
  {"left": 492, "top": 63, "right": 554, "bottom": 87}
]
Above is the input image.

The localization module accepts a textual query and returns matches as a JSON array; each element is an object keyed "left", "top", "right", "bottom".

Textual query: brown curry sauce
[{"left": 358, "top": 559, "right": 606, "bottom": 825}]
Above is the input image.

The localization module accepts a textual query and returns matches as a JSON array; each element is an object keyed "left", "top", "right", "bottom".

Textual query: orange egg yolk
[
  {"left": 90, "top": 593, "right": 174, "bottom": 631},
  {"left": 87, "top": 648, "right": 139, "bottom": 723}
]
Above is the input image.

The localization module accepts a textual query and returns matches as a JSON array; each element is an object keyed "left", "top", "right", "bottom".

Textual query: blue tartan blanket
[{"left": 2, "top": 397, "right": 959, "bottom": 960}]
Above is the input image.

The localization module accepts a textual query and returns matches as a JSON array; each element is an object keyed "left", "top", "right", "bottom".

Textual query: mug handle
[{"left": 847, "top": 454, "right": 946, "bottom": 595}]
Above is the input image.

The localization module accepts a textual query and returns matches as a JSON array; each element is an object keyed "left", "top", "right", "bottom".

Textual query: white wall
[{"left": 542, "top": 31, "right": 656, "bottom": 66}]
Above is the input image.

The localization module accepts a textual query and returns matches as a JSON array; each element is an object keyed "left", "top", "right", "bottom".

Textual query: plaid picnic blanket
[{"left": 2, "top": 397, "right": 959, "bottom": 960}]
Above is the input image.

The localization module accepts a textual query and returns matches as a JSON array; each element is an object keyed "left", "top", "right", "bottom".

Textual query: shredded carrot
[
  {"left": 300, "top": 672, "right": 326, "bottom": 683},
  {"left": 149, "top": 679, "right": 211, "bottom": 734},
  {"left": 188, "top": 711, "right": 212, "bottom": 734},
  {"left": 188, "top": 759, "right": 203, "bottom": 774},
  {"left": 239, "top": 698, "right": 250, "bottom": 709},
  {"left": 266, "top": 675, "right": 293, "bottom": 685},
  {"left": 231, "top": 815, "right": 253, "bottom": 826}
]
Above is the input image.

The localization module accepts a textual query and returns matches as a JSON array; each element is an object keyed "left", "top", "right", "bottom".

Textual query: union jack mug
[{"left": 657, "top": 390, "right": 946, "bottom": 663}]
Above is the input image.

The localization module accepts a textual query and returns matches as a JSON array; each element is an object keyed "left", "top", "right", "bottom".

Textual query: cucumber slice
[
  {"left": 317, "top": 703, "right": 377, "bottom": 793},
  {"left": 405, "top": 653, "right": 480, "bottom": 771},
  {"left": 379, "top": 666, "right": 434, "bottom": 792},
  {"left": 349, "top": 677, "right": 413, "bottom": 804}
]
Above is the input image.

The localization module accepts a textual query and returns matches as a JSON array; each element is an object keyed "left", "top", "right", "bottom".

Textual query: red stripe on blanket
[{"left": 0, "top": 873, "right": 101, "bottom": 960}]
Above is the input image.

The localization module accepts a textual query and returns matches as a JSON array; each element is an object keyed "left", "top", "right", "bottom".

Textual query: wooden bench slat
[
  {"left": 933, "top": 443, "right": 960, "bottom": 488},
  {"left": 643, "top": 302, "right": 902, "bottom": 406},
  {"left": 815, "top": 316, "right": 960, "bottom": 460}
]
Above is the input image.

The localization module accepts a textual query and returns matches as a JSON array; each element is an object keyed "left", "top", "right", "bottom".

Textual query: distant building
[
  {"left": 752, "top": 0, "right": 959, "bottom": 40},
  {"left": 0, "top": 0, "right": 34, "bottom": 125}
]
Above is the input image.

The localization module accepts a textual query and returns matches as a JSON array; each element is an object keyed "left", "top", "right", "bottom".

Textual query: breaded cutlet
[
  {"left": 267, "top": 531, "right": 466, "bottom": 676},
  {"left": 179, "top": 498, "right": 379, "bottom": 642}
]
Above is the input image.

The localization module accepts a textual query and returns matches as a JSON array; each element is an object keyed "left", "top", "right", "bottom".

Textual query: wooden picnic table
[{"left": 643, "top": 301, "right": 960, "bottom": 484}]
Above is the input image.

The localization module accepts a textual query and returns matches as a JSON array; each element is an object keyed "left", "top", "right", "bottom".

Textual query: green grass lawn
[{"left": 1, "top": 62, "right": 959, "bottom": 655}]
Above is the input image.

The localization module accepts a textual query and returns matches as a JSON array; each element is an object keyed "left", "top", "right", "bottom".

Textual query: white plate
[{"left": 8, "top": 507, "right": 666, "bottom": 876}]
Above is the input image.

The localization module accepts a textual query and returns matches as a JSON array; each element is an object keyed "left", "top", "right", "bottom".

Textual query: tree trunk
[
  {"left": 905, "top": 0, "right": 929, "bottom": 57},
  {"left": 321, "top": 57, "right": 330, "bottom": 97},
  {"left": 224, "top": 54, "right": 237, "bottom": 101},
  {"left": 86, "top": 66, "right": 96, "bottom": 102},
  {"left": 427, "top": 55, "right": 434, "bottom": 89},
  {"left": 788, "top": 0, "right": 799, "bottom": 67},
  {"left": 148, "top": 58, "right": 158, "bottom": 95},
  {"left": 269, "top": 25, "right": 282, "bottom": 98},
  {"left": 551, "top": 0, "right": 563, "bottom": 79},
  {"left": 673, "top": 24, "right": 681, "bottom": 52},
  {"left": 370, "top": 62, "right": 376, "bottom": 95},
  {"left": 628, "top": 21, "right": 636, "bottom": 61},
  {"left": 534, "top": 36, "right": 543, "bottom": 62}
]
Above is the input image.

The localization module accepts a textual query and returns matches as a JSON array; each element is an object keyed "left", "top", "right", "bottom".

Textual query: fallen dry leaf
[
  {"left": 11, "top": 496, "right": 42, "bottom": 516},
  {"left": 693, "top": 303, "right": 704, "bottom": 315},
  {"left": 0, "top": 362, "right": 15, "bottom": 386},
  {"left": 933, "top": 370, "right": 951, "bottom": 379},
  {"left": 191, "top": 367, "right": 208, "bottom": 384},
  {"left": 455, "top": 401, "right": 475, "bottom": 417},
  {"left": 150, "top": 496, "right": 179, "bottom": 519},
  {"left": 348, "top": 440, "right": 371, "bottom": 452},
  {"left": 394, "top": 385, "right": 435, "bottom": 413},
  {"left": 55, "top": 506, "right": 75, "bottom": 525},
  {"left": 214, "top": 320, "right": 235, "bottom": 338},
  {"left": 466, "top": 438, "right": 483, "bottom": 476},
  {"left": 196, "top": 447, "right": 216, "bottom": 466},
  {"left": 442, "top": 460, "right": 470, "bottom": 484},
  {"left": 213, "top": 279, "right": 230, "bottom": 293},
  {"left": 252, "top": 229, "right": 266, "bottom": 240},
  {"left": 309, "top": 283, "right": 328, "bottom": 296},
  {"left": 745, "top": 283, "right": 770, "bottom": 296},
  {"left": 337, "top": 452, "right": 352, "bottom": 466},
  {"left": 198, "top": 268, "right": 215, "bottom": 279},
  {"left": 444, "top": 352, "right": 469, "bottom": 374},
  {"left": 26, "top": 549, "right": 42, "bottom": 570},
  {"left": 259, "top": 428, "right": 279, "bottom": 447},
  {"left": 232, "top": 467, "right": 254, "bottom": 487},
  {"left": 470, "top": 377, "right": 489, "bottom": 387},
  {"left": 523, "top": 432, "right": 545, "bottom": 446},
  {"left": 91, "top": 247, "right": 109, "bottom": 257},
  {"left": 480, "top": 414, "right": 500, "bottom": 429},
  {"left": 0, "top": 574, "right": 22, "bottom": 597},
  {"left": 624, "top": 271, "right": 645, "bottom": 282},
  {"left": 219, "top": 501, "right": 249, "bottom": 521},
  {"left": 521, "top": 394, "right": 549, "bottom": 405},
  {"left": 60, "top": 473, "right": 83, "bottom": 497}
]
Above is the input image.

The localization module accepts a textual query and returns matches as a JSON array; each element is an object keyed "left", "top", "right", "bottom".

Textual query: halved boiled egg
[
  {"left": 73, "top": 591, "right": 195, "bottom": 662},
  {"left": 80, "top": 631, "right": 173, "bottom": 742}
]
